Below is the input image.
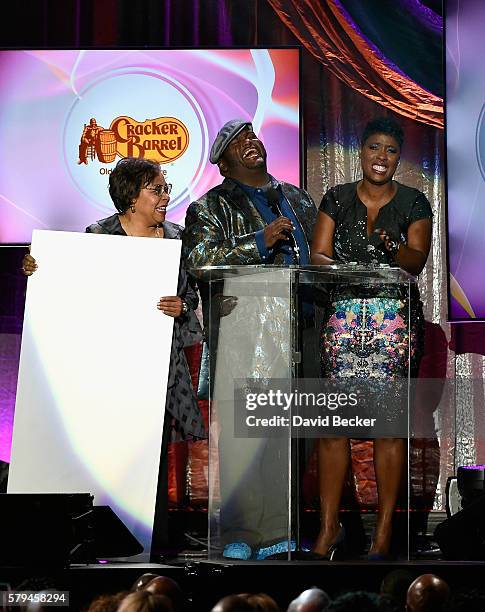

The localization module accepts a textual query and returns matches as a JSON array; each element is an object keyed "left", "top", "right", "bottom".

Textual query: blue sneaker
[
  {"left": 255, "top": 539, "right": 296, "bottom": 560},
  {"left": 222, "top": 542, "right": 253, "bottom": 560}
]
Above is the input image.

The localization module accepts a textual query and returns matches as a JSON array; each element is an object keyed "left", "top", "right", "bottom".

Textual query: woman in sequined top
[{"left": 310, "top": 117, "right": 433, "bottom": 559}]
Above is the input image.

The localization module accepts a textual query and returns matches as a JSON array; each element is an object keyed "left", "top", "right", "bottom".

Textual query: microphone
[
  {"left": 369, "top": 230, "right": 383, "bottom": 249},
  {"left": 266, "top": 187, "right": 300, "bottom": 263},
  {"left": 371, "top": 228, "right": 399, "bottom": 254}
]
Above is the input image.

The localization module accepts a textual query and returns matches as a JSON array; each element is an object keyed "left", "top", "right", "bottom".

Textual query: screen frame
[
  {"left": 443, "top": 1, "right": 453, "bottom": 322},
  {"left": 443, "top": 5, "right": 485, "bottom": 322},
  {"left": 0, "top": 45, "right": 304, "bottom": 246}
]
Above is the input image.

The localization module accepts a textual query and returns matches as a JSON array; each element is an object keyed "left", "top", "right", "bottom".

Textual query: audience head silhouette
[
  {"left": 406, "top": 574, "right": 450, "bottom": 612},
  {"left": 287, "top": 588, "right": 330, "bottom": 611}
]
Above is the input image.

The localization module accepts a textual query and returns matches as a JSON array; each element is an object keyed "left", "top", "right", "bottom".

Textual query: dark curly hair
[
  {"left": 109, "top": 157, "right": 161, "bottom": 214},
  {"left": 361, "top": 117, "right": 404, "bottom": 150}
]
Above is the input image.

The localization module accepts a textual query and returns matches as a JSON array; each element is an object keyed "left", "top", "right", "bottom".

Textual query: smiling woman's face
[
  {"left": 132, "top": 173, "right": 170, "bottom": 225},
  {"left": 360, "top": 132, "right": 400, "bottom": 185}
]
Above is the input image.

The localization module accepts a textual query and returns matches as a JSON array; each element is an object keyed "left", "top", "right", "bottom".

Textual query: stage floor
[{"left": 1, "top": 509, "right": 481, "bottom": 609}]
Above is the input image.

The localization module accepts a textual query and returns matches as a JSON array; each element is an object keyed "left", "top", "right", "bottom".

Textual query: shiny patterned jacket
[
  {"left": 182, "top": 177, "right": 317, "bottom": 271},
  {"left": 182, "top": 178, "right": 317, "bottom": 393},
  {"left": 86, "top": 213, "right": 205, "bottom": 439}
]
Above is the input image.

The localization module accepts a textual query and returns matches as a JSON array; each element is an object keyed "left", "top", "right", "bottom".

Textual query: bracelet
[
  {"left": 181, "top": 300, "right": 189, "bottom": 315},
  {"left": 387, "top": 240, "right": 400, "bottom": 256}
]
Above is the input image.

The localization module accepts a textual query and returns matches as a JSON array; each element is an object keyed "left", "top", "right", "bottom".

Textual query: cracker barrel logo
[{"left": 77, "top": 116, "right": 189, "bottom": 165}]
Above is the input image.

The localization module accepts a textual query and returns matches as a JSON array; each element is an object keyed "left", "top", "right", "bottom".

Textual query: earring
[{"left": 130, "top": 201, "right": 136, "bottom": 213}]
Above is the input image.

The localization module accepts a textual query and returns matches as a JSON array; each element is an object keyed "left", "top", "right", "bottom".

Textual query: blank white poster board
[{"left": 8, "top": 230, "right": 181, "bottom": 557}]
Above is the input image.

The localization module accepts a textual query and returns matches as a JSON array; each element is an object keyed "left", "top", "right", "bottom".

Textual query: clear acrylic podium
[{"left": 196, "top": 264, "right": 415, "bottom": 561}]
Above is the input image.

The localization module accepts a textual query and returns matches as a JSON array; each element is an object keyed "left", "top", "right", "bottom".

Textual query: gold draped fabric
[{"left": 266, "top": 0, "right": 443, "bottom": 128}]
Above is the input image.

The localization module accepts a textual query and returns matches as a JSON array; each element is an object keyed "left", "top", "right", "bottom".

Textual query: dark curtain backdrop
[{"left": 1, "top": 0, "right": 484, "bottom": 509}]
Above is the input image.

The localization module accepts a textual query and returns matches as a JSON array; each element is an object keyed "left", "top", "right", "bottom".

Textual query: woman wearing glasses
[
  {"left": 24, "top": 156, "right": 204, "bottom": 438},
  {"left": 22, "top": 157, "right": 205, "bottom": 549}
]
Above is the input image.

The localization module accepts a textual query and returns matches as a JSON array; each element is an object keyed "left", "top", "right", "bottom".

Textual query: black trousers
[{"left": 150, "top": 411, "right": 171, "bottom": 560}]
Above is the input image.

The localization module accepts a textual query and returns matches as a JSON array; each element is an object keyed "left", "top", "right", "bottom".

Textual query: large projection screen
[
  {"left": 0, "top": 48, "right": 301, "bottom": 244},
  {"left": 8, "top": 230, "right": 181, "bottom": 555},
  {"left": 445, "top": 1, "right": 485, "bottom": 321}
]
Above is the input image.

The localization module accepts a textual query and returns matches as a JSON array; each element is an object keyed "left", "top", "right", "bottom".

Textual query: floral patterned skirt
[{"left": 320, "top": 296, "right": 423, "bottom": 380}]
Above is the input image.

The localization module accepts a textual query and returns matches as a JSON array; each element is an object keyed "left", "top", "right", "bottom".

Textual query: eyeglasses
[{"left": 146, "top": 183, "right": 172, "bottom": 196}]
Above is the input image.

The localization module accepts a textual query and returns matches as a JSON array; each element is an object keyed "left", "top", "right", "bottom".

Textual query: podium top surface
[{"left": 189, "top": 264, "right": 417, "bottom": 284}]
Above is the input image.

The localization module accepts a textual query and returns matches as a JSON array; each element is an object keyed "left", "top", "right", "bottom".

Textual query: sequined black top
[
  {"left": 319, "top": 180, "right": 432, "bottom": 298},
  {"left": 319, "top": 181, "right": 433, "bottom": 266}
]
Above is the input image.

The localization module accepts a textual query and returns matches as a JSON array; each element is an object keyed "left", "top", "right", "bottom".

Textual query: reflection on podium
[{"left": 198, "top": 264, "right": 415, "bottom": 561}]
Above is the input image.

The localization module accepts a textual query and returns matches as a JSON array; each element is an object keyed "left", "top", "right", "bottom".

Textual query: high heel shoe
[
  {"left": 310, "top": 524, "right": 346, "bottom": 560},
  {"left": 367, "top": 529, "right": 393, "bottom": 561},
  {"left": 367, "top": 535, "right": 392, "bottom": 561},
  {"left": 366, "top": 548, "right": 392, "bottom": 562}
]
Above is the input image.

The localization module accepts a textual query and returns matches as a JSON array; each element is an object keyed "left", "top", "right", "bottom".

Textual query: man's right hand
[
  {"left": 22, "top": 253, "right": 37, "bottom": 276},
  {"left": 263, "top": 216, "right": 295, "bottom": 248}
]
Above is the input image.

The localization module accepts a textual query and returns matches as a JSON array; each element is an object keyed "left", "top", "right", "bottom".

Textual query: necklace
[{"left": 122, "top": 220, "right": 163, "bottom": 238}]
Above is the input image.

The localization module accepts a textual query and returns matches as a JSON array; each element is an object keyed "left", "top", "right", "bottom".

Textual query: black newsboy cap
[{"left": 209, "top": 119, "right": 253, "bottom": 164}]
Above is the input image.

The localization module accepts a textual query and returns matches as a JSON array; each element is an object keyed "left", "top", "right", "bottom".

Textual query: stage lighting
[
  {"left": 0, "top": 494, "right": 143, "bottom": 566},
  {"left": 435, "top": 466, "right": 485, "bottom": 560},
  {"left": 0, "top": 493, "right": 93, "bottom": 566},
  {"left": 457, "top": 464, "right": 485, "bottom": 505}
]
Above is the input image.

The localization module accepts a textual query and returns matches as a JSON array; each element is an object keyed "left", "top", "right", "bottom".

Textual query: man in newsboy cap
[
  {"left": 182, "top": 119, "right": 317, "bottom": 561},
  {"left": 185, "top": 119, "right": 315, "bottom": 271}
]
